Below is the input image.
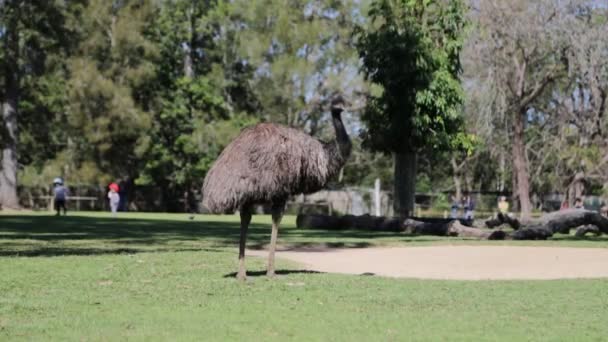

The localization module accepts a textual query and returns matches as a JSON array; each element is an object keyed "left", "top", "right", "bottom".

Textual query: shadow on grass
[
  {"left": 0, "top": 247, "right": 225, "bottom": 258},
  {"left": 0, "top": 214, "right": 406, "bottom": 257},
  {"left": 248, "top": 241, "right": 375, "bottom": 251},
  {"left": 2, "top": 214, "right": 606, "bottom": 258},
  {"left": 550, "top": 235, "right": 606, "bottom": 242},
  {"left": 223, "top": 269, "right": 324, "bottom": 278}
]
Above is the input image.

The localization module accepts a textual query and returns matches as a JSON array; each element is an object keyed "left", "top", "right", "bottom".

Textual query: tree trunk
[
  {"left": 183, "top": 5, "right": 194, "bottom": 79},
  {"left": 1, "top": 15, "right": 20, "bottom": 209},
  {"left": 566, "top": 171, "right": 585, "bottom": 206},
  {"left": 393, "top": 151, "right": 417, "bottom": 219},
  {"left": 498, "top": 151, "right": 506, "bottom": 192},
  {"left": 450, "top": 157, "right": 462, "bottom": 201},
  {"left": 511, "top": 168, "right": 519, "bottom": 212},
  {"left": 512, "top": 107, "right": 532, "bottom": 219}
]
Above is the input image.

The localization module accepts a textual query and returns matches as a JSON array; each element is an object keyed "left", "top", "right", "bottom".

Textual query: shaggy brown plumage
[
  {"left": 202, "top": 123, "right": 348, "bottom": 213},
  {"left": 202, "top": 96, "right": 351, "bottom": 281}
]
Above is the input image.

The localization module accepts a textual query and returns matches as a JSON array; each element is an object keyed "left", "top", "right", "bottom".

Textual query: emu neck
[{"left": 331, "top": 110, "right": 352, "bottom": 160}]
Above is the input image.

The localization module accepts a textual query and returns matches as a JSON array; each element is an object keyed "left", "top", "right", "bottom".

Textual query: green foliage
[
  {"left": 430, "top": 191, "right": 450, "bottom": 211},
  {"left": 4, "top": 0, "right": 607, "bottom": 212},
  {"left": 0, "top": 0, "right": 502, "bottom": 211},
  {"left": 0, "top": 0, "right": 86, "bottom": 182},
  {"left": 57, "top": 0, "right": 158, "bottom": 184},
  {"left": 355, "top": 0, "right": 469, "bottom": 153},
  {"left": 416, "top": 173, "right": 432, "bottom": 193},
  {"left": 232, "top": 0, "right": 366, "bottom": 129},
  {"left": 342, "top": 138, "right": 394, "bottom": 188},
  {"left": 137, "top": 75, "right": 256, "bottom": 193},
  {"left": 132, "top": 0, "right": 261, "bottom": 210},
  {"left": 4, "top": 0, "right": 266, "bottom": 209},
  {"left": 19, "top": 71, "right": 71, "bottom": 168}
]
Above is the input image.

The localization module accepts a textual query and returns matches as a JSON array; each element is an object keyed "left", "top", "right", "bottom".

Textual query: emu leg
[
  {"left": 238, "top": 208, "right": 252, "bottom": 281},
  {"left": 267, "top": 203, "right": 285, "bottom": 277}
]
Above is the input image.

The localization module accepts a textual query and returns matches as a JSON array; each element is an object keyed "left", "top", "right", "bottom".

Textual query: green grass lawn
[{"left": 1, "top": 211, "right": 608, "bottom": 341}]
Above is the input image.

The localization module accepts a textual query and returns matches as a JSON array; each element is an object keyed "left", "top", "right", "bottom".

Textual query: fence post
[{"left": 374, "top": 178, "right": 381, "bottom": 216}]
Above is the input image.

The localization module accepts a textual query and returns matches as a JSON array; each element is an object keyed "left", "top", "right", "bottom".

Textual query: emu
[{"left": 202, "top": 96, "right": 351, "bottom": 281}]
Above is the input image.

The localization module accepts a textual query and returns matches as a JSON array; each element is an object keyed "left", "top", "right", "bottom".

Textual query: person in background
[
  {"left": 108, "top": 183, "right": 120, "bottom": 217},
  {"left": 450, "top": 193, "right": 460, "bottom": 218},
  {"left": 463, "top": 193, "right": 475, "bottom": 220},
  {"left": 498, "top": 196, "right": 509, "bottom": 215},
  {"left": 601, "top": 204, "right": 608, "bottom": 217},
  {"left": 573, "top": 197, "right": 584, "bottom": 209},
  {"left": 53, "top": 177, "right": 68, "bottom": 216},
  {"left": 118, "top": 178, "right": 128, "bottom": 211}
]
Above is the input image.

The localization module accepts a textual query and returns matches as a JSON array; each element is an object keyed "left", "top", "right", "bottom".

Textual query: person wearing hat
[
  {"left": 108, "top": 183, "right": 120, "bottom": 217},
  {"left": 53, "top": 178, "right": 69, "bottom": 216}
]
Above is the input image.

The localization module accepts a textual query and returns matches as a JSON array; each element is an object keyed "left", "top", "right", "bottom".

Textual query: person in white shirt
[{"left": 108, "top": 186, "right": 120, "bottom": 217}]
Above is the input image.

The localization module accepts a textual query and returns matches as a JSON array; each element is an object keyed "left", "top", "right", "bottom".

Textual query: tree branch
[{"left": 520, "top": 65, "right": 561, "bottom": 108}]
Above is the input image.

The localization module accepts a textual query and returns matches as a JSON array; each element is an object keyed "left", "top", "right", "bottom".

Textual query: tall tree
[
  {"left": 468, "top": 0, "right": 572, "bottom": 218},
  {"left": 0, "top": 0, "right": 82, "bottom": 207},
  {"left": 550, "top": 3, "right": 608, "bottom": 202},
  {"left": 0, "top": 0, "right": 20, "bottom": 207},
  {"left": 137, "top": 0, "right": 258, "bottom": 211},
  {"left": 355, "top": 0, "right": 469, "bottom": 217},
  {"left": 64, "top": 0, "right": 157, "bottom": 186}
]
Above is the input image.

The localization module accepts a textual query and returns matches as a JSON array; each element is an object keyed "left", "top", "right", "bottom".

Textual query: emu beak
[{"left": 330, "top": 94, "right": 348, "bottom": 113}]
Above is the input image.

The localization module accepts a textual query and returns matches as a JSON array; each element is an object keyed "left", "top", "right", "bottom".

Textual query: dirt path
[{"left": 248, "top": 246, "right": 608, "bottom": 280}]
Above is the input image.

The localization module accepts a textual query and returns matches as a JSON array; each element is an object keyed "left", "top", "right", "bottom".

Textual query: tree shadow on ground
[
  {"left": 2, "top": 215, "right": 606, "bottom": 258},
  {"left": 550, "top": 234, "right": 606, "bottom": 242},
  {"left": 223, "top": 269, "right": 324, "bottom": 278},
  {"left": 0, "top": 247, "right": 225, "bottom": 258},
  {"left": 0, "top": 215, "right": 406, "bottom": 257}
]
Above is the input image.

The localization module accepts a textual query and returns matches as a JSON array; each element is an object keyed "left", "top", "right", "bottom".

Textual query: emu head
[{"left": 330, "top": 95, "right": 346, "bottom": 116}]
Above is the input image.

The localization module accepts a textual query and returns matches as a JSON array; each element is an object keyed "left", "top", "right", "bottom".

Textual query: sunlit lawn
[{"left": 1, "top": 211, "right": 607, "bottom": 340}]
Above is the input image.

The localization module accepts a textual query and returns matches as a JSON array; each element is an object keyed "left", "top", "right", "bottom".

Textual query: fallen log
[
  {"left": 297, "top": 214, "right": 471, "bottom": 233},
  {"left": 402, "top": 218, "right": 449, "bottom": 235},
  {"left": 295, "top": 214, "right": 345, "bottom": 230},
  {"left": 510, "top": 225, "right": 553, "bottom": 240},
  {"left": 485, "top": 213, "right": 521, "bottom": 230},
  {"left": 342, "top": 215, "right": 402, "bottom": 232},
  {"left": 295, "top": 214, "right": 402, "bottom": 232},
  {"left": 447, "top": 221, "right": 507, "bottom": 239},
  {"left": 402, "top": 219, "right": 507, "bottom": 239},
  {"left": 540, "top": 209, "right": 608, "bottom": 234},
  {"left": 297, "top": 209, "right": 607, "bottom": 241},
  {"left": 574, "top": 225, "right": 601, "bottom": 237},
  {"left": 298, "top": 214, "right": 500, "bottom": 238},
  {"left": 488, "top": 209, "right": 608, "bottom": 239}
]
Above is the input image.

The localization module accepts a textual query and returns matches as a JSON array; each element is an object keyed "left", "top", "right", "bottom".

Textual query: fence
[
  {"left": 17, "top": 183, "right": 607, "bottom": 216},
  {"left": 285, "top": 184, "right": 607, "bottom": 218},
  {"left": 21, "top": 185, "right": 106, "bottom": 211}
]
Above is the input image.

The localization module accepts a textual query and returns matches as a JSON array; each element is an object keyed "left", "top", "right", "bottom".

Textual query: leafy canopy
[{"left": 355, "top": 0, "right": 470, "bottom": 154}]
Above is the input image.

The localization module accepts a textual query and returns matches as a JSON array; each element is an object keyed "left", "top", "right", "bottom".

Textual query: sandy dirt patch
[{"left": 248, "top": 246, "right": 608, "bottom": 280}]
